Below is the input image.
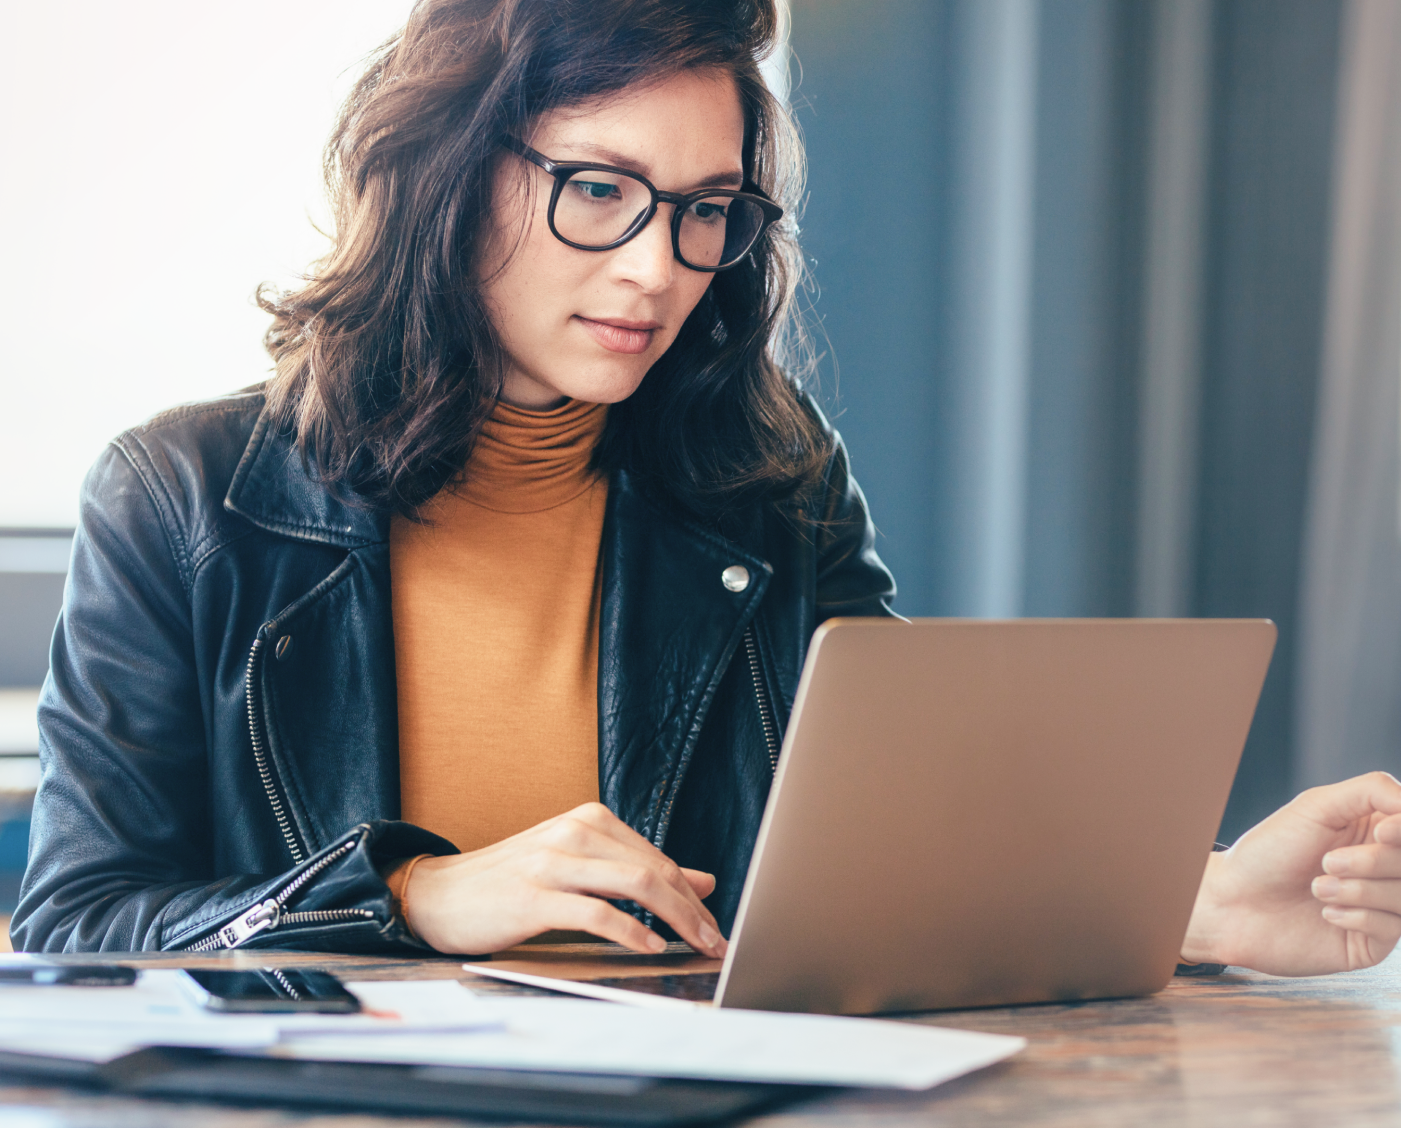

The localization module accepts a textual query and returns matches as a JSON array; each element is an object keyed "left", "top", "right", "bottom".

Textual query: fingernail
[
  {"left": 1322, "top": 905, "right": 1346, "bottom": 922},
  {"left": 699, "top": 923, "right": 720, "bottom": 949},
  {"left": 1314, "top": 876, "right": 1343, "bottom": 899},
  {"left": 1322, "top": 851, "right": 1349, "bottom": 875},
  {"left": 646, "top": 933, "right": 666, "bottom": 953}
]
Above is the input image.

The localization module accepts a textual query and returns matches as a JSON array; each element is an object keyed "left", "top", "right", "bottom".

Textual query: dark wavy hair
[{"left": 259, "top": 0, "right": 827, "bottom": 518}]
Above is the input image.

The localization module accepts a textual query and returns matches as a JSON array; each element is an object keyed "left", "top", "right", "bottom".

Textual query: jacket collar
[{"left": 225, "top": 405, "right": 388, "bottom": 548}]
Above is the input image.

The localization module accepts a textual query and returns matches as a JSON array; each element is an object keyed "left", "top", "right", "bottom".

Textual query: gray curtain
[
  {"left": 1295, "top": 0, "right": 1401, "bottom": 788},
  {"left": 792, "top": 0, "right": 1344, "bottom": 837}
]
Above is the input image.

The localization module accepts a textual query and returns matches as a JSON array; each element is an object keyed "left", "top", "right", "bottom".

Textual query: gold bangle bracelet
[{"left": 394, "top": 853, "right": 432, "bottom": 941}]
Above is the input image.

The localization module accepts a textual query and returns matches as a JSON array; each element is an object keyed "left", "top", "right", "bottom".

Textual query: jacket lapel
[
  {"left": 225, "top": 408, "right": 399, "bottom": 853},
  {"left": 598, "top": 471, "right": 772, "bottom": 848},
  {"left": 256, "top": 543, "right": 401, "bottom": 852}
]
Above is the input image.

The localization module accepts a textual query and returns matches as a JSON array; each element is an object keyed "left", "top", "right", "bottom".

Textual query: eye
[
  {"left": 572, "top": 180, "right": 621, "bottom": 201},
  {"left": 690, "top": 201, "right": 729, "bottom": 221}
]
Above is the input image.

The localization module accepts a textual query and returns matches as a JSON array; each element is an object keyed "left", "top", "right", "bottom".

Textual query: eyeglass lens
[{"left": 555, "top": 169, "right": 766, "bottom": 269}]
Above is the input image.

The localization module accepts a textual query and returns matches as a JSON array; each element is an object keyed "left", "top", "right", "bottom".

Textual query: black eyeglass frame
[{"left": 502, "top": 136, "right": 784, "bottom": 273}]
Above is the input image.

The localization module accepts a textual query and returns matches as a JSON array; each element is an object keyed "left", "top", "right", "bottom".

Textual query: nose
[{"left": 609, "top": 204, "right": 677, "bottom": 294}]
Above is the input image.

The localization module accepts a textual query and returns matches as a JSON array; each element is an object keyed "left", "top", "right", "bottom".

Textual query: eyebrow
[{"left": 560, "top": 142, "right": 745, "bottom": 191}]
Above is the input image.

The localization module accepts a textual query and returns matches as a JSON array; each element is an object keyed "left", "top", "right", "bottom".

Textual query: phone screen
[{"left": 182, "top": 968, "right": 362, "bottom": 1013}]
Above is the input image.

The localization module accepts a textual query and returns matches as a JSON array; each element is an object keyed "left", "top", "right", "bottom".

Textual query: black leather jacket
[{"left": 12, "top": 388, "right": 895, "bottom": 954}]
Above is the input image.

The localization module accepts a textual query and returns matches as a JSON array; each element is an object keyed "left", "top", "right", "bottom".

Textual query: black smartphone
[
  {"left": 0, "top": 964, "right": 137, "bottom": 987},
  {"left": 181, "top": 968, "right": 361, "bottom": 1013}
]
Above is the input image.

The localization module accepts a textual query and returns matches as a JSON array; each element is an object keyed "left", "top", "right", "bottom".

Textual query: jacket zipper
[
  {"left": 650, "top": 624, "right": 779, "bottom": 853},
  {"left": 181, "top": 839, "right": 373, "bottom": 952},
  {"left": 246, "top": 627, "right": 305, "bottom": 866},
  {"left": 743, "top": 626, "right": 781, "bottom": 774},
  {"left": 636, "top": 623, "right": 778, "bottom": 933}
]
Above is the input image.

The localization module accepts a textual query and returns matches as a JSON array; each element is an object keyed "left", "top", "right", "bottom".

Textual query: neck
[{"left": 500, "top": 368, "right": 570, "bottom": 410}]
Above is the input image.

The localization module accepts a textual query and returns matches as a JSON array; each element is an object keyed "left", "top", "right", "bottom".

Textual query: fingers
[
  {"left": 534, "top": 890, "right": 673, "bottom": 954},
  {"left": 1312, "top": 874, "right": 1401, "bottom": 916},
  {"left": 1320, "top": 812, "right": 1401, "bottom": 880},
  {"left": 541, "top": 852, "right": 725, "bottom": 957},
  {"left": 534, "top": 805, "right": 724, "bottom": 946},
  {"left": 682, "top": 868, "right": 717, "bottom": 899},
  {"left": 1318, "top": 904, "right": 1401, "bottom": 960},
  {"left": 1294, "top": 771, "right": 1401, "bottom": 830},
  {"left": 1375, "top": 813, "right": 1401, "bottom": 846},
  {"left": 1323, "top": 840, "right": 1401, "bottom": 879},
  {"left": 1313, "top": 863, "right": 1401, "bottom": 969}
]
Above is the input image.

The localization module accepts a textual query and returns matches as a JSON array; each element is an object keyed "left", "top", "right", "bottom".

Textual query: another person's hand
[
  {"left": 401, "top": 802, "right": 727, "bottom": 958},
  {"left": 1182, "top": 772, "right": 1401, "bottom": 975}
]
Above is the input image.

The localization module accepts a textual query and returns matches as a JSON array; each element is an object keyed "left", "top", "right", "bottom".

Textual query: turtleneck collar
[{"left": 455, "top": 397, "right": 608, "bottom": 514}]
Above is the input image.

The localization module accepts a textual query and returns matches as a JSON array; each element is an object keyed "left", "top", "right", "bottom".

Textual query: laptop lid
[{"left": 714, "top": 618, "right": 1275, "bottom": 1015}]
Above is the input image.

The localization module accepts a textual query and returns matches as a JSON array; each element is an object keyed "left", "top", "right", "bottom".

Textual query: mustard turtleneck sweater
[{"left": 389, "top": 397, "right": 608, "bottom": 855}]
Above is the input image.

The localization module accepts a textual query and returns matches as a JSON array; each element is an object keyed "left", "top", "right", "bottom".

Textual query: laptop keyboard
[
  {"left": 586, "top": 973, "right": 721, "bottom": 1002},
  {"left": 460, "top": 971, "right": 721, "bottom": 1003}
]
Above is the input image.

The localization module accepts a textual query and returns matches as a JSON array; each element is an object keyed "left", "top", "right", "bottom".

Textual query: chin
[{"left": 554, "top": 360, "right": 654, "bottom": 405}]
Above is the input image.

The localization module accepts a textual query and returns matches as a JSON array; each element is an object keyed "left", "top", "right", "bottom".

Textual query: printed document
[{"left": 0, "top": 970, "right": 1024, "bottom": 1090}]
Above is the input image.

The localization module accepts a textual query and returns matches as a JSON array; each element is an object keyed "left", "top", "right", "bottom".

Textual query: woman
[{"left": 12, "top": 0, "right": 1401, "bottom": 977}]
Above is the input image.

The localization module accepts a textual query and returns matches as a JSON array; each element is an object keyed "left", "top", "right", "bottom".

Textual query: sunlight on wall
[{"left": 0, "top": 2, "right": 411, "bottom": 527}]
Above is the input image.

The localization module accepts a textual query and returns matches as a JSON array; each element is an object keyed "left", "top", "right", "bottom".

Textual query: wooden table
[{"left": 4, "top": 943, "right": 1401, "bottom": 1126}]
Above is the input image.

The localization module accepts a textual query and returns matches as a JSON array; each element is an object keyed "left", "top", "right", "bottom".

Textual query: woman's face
[{"left": 479, "top": 68, "right": 745, "bottom": 409}]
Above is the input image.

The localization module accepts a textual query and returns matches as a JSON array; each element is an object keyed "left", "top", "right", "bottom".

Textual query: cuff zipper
[{"left": 180, "top": 838, "right": 373, "bottom": 952}]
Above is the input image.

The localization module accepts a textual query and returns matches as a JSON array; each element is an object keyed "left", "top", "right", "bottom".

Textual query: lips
[{"left": 576, "top": 316, "right": 661, "bottom": 355}]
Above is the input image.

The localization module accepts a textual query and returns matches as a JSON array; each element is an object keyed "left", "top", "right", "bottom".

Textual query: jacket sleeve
[
  {"left": 9, "top": 442, "right": 453, "bottom": 954},
  {"left": 813, "top": 432, "right": 900, "bottom": 622}
]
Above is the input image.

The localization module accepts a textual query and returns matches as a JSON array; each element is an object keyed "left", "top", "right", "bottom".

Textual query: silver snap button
[{"left": 721, "top": 565, "right": 750, "bottom": 593}]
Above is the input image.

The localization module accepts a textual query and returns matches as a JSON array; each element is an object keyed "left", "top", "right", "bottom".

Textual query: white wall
[{"left": 0, "top": 2, "right": 411, "bottom": 528}]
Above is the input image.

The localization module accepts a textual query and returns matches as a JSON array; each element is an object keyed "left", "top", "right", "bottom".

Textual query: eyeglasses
[{"left": 502, "top": 136, "right": 784, "bottom": 272}]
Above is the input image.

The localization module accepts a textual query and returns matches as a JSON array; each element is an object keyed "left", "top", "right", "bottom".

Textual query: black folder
[{"left": 0, "top": 1045, "right": 820, "bottom": 1125}]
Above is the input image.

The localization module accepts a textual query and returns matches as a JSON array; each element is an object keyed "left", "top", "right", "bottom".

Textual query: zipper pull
[{"left": 213, "top": 898, "right": 282, "bottom": 949}]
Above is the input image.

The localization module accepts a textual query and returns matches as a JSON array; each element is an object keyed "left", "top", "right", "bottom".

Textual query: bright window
[{"left": 0, "top": 1, "right": 409, "bottom": 527}]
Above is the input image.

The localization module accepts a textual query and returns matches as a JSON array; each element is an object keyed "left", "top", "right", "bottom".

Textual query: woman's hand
[
  {"left": 1181, "top": 772, "right": 1401, "bottom": 975},
  {"left": 401, "top": 802, "right": 727, "bottom": 958}
]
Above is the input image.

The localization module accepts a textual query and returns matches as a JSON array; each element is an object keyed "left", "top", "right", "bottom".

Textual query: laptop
[{"left": 464, "top": 618, "right": 1275, "bottom": 1015}]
